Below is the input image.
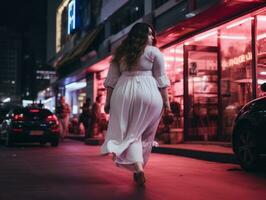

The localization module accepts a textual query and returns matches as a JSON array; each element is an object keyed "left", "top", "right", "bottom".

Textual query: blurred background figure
[
  {"left": 90, "top": 95, "right": 102, "bottom": 138},
  {"left": 56, "top": 96, "right": 71, "bottom": 141},
  {"left": 79, "top": 97, "right": 92, "bottom": 138}
]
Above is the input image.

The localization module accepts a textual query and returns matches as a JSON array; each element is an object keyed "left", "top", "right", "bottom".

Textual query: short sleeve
[
  {"left": 104, "top": 62, "right": 121, "bottom": 88},
  {"left": 152, "top": 47, "right": 170, "bottom": 88}
]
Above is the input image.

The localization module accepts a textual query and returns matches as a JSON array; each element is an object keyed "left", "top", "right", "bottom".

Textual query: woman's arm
[
  {"left": 159, "top": 87, "right": 170, "bottom": 112},
  {"left": 103, "top": 61, "right": 120, "bottom": 114},
  {"left": 104, "top": 87, "right": 113, "bottom": 114},
  {"left": 151, "top": 47, "right": 170, "bottom": 112}
]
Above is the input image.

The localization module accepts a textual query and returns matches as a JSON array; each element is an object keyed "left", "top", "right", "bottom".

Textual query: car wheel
[
  {"left": 40, "top": 141, "right": 47, "bottom": 145},
  {"left": 51, "top": 139, "right": 59, "bottom": 147},
  {"left": 235, "top": 124, "right": 258, "bottom": 171},
  {"left": 5, "top": 133, "right": 13, "bottom": 147}
]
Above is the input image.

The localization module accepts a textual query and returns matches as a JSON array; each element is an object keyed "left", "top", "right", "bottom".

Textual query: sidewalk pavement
[{"left": 66, "top": 134, "right": 238, "bottom": 164}]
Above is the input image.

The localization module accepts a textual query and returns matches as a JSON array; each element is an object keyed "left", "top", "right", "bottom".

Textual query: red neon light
[
  {"left": 194, "top": 31, "right": 217, "bottom": 41},
  {"left": 226, "top": 17, "right": 253, "bottom": 29},
  {"left": 257, "top": 33, "right": 266, "bottom": 40},
  {"left": 257, "top": 15, "right": 266, "bottom": 21},
  {"left": 219, "top": 35, "right": 247, "bottom": 40}
]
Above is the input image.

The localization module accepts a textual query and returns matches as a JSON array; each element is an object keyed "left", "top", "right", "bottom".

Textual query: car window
[{"left": 13, "top": 108, "right": 53, "bottom": 120}]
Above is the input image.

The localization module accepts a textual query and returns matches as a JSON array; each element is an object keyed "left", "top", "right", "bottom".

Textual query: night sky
[
  {"left": 0, "top": 0, "right": 49, "bottom": 98},
  {"left": 0, "top": 1, "right": 46, "bottom": 33}
]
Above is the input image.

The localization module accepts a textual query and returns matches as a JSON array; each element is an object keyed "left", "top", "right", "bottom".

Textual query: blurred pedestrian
[
  {"left": 101, "top": 22, "right": 170, "bottom": 187},
  {"left": 57, "top": 96, "right": 71, "bottom": 141},
  {"left": 90, "top": 95, "right": 102, "bottom": 138},
  {"left": 79, "top": 97, "right": 92, "bottom": 138}
]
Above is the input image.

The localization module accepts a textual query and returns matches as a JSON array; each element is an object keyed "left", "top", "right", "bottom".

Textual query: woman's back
[{"left": 119, "top": 45, "right": 163, "bottom": 73}]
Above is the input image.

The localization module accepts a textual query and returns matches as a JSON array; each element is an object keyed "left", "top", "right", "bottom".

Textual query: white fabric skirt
[{"left": 101, "top": 71, "right": 163, "bottom": 171}]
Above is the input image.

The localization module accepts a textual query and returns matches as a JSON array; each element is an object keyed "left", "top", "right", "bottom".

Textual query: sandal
[{"left": 134, "top": 171, "right": 145, "bottom": 187}]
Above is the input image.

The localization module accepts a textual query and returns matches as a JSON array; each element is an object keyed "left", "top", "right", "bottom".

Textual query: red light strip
[
  {"left": 257, "top": 33, "right": 266, "bottom": 40},
  {"left": 257, "top": 15, "right": 266, "bottom": 21},
  {"left": 194, "top": 31, "right": 217, "bottom": 41},
  {"left": 219, "top": 35, "right": 247, "bottom": 40},
  {"left": 226, "top": 17, "right": 254, "bottom": 29}
]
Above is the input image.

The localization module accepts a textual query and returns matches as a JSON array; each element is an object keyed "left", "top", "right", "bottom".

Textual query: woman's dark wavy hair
[{"left": 112, "top": 22, "right": 157, "bottom": 71}]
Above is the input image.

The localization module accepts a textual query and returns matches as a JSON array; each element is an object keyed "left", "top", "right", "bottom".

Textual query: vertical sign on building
[{"left": 68, "top": 0, "right": 76, "bottom": 34}]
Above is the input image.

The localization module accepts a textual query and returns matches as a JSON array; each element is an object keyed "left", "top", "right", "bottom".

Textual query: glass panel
[
  {"left": 256, "top": 11, "right": 266, "bottom": 97},
  {"left": 220, "top": 16, "right": 252, "bottom": 139},
  {"left": 159, "top": 44, "right": 184, "bottom": 144},
  {"left": 187, "top": 51, "right": 218, "bottom": 141}
]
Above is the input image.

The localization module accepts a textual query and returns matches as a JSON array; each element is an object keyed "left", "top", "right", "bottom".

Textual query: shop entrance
[{"left": 184, "top": 45, "right": 220, "bottom": 141}]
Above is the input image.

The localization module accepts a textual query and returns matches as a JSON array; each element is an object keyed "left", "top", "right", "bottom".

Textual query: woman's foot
[
  {"left": 111, "top": 153, "right": 116, "bottom": 161},
  {"left": 134, "top": 171, "right": 145, "bottom": 187},
  {"left": 133, "top": 172, "right": 137, "bottom": 182}
]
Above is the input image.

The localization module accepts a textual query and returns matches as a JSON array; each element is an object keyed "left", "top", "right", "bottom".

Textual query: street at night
[
  {"left": 0, "top": 140, "right": 265, "bottom": 200},
  {"left": 1, "top": 1, "right": 266, "bottom": 199}
]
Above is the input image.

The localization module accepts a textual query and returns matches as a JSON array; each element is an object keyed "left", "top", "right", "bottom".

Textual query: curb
[
  {"left": 67, "top": 136, "right": 238, "bottom": 164},
  {"left": 152, "top": 146, "right": 238, "bottom": 164}
]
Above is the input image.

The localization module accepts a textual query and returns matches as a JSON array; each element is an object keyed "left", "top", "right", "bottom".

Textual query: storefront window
[
  {"left": 220, "top": 16, "right": 252, "bottom": 138},
  {"left": 182, "top": 31, "right": 219, "bottom": 140},
  {"left": 65, "top": 79, "right": 87, "bottom": 116},
  {"left": 256, "top": 11, "right": 266, "bottom": 97},
  {"left": 158, "top": 8, "right": 266, "bottom": 142},
  {"left": 160, "top": 44, "right": 184, "bottom": 144}
]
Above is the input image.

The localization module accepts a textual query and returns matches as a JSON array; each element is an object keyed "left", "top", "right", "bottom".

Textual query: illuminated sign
[
  {"left": 222, "top": 52, "right": 252, "bottom": 68},
  {"left": 68, "top": 0, "right": 76, "bottom": 34}
]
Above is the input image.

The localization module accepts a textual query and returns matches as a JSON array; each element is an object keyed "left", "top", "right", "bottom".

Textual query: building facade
[
  {"left": 0, "top": 28, "right": 22, "bottom": 104},
  {"left": 47, "top": 0, "right": 266, "bottom": 143}
]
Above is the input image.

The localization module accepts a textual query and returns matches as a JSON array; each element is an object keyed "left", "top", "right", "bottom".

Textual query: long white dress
[{"left": 101, "top": 45, "right": 170, "bottom": 171}]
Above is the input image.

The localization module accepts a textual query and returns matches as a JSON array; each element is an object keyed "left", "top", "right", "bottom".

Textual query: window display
[
  {"left": 220, "top": 15, "right": 252, "bottom": 138},
  {"left": 256, "top": 12, "right": 266, "bottom": 97},
  {"left": 160, "top": 45, "right": 184, "bottom": 144}
]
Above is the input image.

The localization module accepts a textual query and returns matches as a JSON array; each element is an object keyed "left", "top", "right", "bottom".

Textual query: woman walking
[{"left": 101, "top": 22, "right": 170, "bottom": 187}]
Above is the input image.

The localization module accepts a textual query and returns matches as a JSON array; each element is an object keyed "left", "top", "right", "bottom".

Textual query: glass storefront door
[{"left": 184, "top": 45, "right": 219, "bottom": 141}]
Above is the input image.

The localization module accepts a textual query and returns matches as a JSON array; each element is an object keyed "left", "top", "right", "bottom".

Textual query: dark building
[
  {"left": 0, "top": 1, "right": 52, "bottom": 105},
  {"left": 0, "top": 27, "right": 22, "bottom": 103}
]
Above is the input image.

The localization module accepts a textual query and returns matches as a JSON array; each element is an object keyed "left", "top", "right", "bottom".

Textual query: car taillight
[
  {"left": 13, "top": 114, "right": 24, "bottom": 121},
  {"left": 46, "top": 114, "right": 59, "bottom": 124},
  {"left": 30, "top": 109, "right": 40, "bottom": 113}
]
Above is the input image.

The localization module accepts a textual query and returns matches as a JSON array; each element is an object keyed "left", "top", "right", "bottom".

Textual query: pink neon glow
[
  {"left": 219, "top": 35, "right": 247, "bottom": 40},
  {"left": 226, "top": 17, "right": 254, "bottom": 29},
  {"left": 87, "top": 56, "right": 111, "bottom": 72},
  {"left": 194, "top": 31, "right": 218, "bottom": 41},
  {"left": 169, "top": 49, "right": 183, "bottom": 54},
  {"left": 257, "top": 33, "right": 266, "bottom": 40},
  {"left": 164, "top": 56, "right": 183, "bottom": 62},
  {"left": 257, "top": 79, "right": 266, "bottom": 84},
  {"left": 257, "top": 15, "right": 266, "bottom": 21},
  {"left": 260, "top": 72, "right": 266, "bottom": 75}
]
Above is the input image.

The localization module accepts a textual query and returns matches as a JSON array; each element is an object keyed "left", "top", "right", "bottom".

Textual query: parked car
[
  {"left": 0, "top": 104, "right": 21, "bottom": 123},
  {"left": 0, "top": 106, "right": 60, "bottom": 147},
  {"left": 232, "top": 83, "right": 266, "bottom": 171}
]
